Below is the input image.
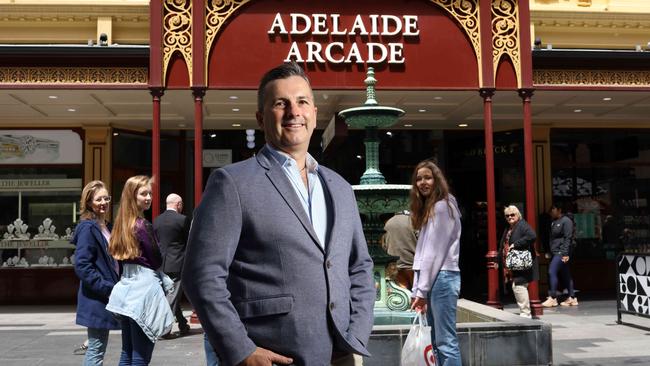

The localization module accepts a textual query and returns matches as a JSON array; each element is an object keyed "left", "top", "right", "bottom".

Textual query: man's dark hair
[{"left": 257, "top": 62, "right": 311, "bottom": 112}]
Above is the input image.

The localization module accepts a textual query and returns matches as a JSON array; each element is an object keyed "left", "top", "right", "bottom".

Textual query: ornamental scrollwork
[
  {"left": 492, "top": 0, "right": 521, "bottom": 87},
  {"left": 163, "top": 0, "right": 193, "bottom": 85},
  {"left": 205, "top": 0, "right": 251, "bottom": 81},
  {"left": 0, "top": 67, "right": 148, "bottom": 84},
  {"left": 386, "top": 279, "right": 412, "bottom": 311},
  {"left": 534, "top": 70, "right": 650, "bottom": 87},
  {"left": 430, "top": 0, "right": 482, "bottom": 86}
]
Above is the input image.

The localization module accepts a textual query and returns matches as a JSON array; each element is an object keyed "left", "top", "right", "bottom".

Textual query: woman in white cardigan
[{"left": 409, "top": 160, "right": 462, "bottom": 366}]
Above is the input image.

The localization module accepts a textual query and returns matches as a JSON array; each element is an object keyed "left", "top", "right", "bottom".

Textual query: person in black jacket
[
  {"left": 542, "top": 203, "right": 578, "bottom": 307},
  {"left": 500, "top": 205, "right": 537, "bottom": 318},
  {"left": 72, "top": 180, "right": 120, "bottom": 365},
  {"left": 153, "top": 193, "right": 192, "bottom": 337}
]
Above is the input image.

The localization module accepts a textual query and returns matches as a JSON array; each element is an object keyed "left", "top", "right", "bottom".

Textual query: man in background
[
  {"left": 383, "top": 210, "right": 417, "bottom": 290},
  {"left": 153, "top": 193, "right": 192, "bottom": 337}
]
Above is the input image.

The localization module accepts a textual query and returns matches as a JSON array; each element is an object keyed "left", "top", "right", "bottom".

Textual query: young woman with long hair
[
  {"left": 106, "top": 175, "right": 174, "bottom": 365},
  {"left": 72, "top": 180, "right": 120, "bottom": 365},
  {"left": 409, "top": 160, "right": 462, "bottom": 366}
]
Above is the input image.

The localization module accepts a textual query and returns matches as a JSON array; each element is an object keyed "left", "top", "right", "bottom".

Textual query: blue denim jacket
[{"left": 106, "top": 263, "right": 174, "bottom": 342}]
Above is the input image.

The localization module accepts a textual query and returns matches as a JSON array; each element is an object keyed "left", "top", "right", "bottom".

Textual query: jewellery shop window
[
  {"left": 0, "top": 130, "right": 83, "bottom": 269},
  {"left": 550, "top": 129, "right": 650, "bottom": 260}
]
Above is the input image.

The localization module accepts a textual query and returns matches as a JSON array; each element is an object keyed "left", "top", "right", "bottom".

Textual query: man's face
[{"left": 256, "top": 75, "right": 317, "bottom": 155}]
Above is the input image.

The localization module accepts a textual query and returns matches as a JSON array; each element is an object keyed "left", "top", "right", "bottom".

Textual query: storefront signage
[
  {"left": 203, "top": 149, "right": 232, "bottom": 168},
  {"left": 0, "top": 179, "right": 82, "bottom": 192},
  {"left": 268, "top": 13, "right": 419, "bottom": 64},
  {"left": 0, "top": 130, "right": 82, "bottom": 165}
]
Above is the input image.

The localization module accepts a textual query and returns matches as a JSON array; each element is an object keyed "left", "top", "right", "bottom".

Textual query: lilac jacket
[{"left": 411, "top": 195, "right": 461, "bottom": 298}]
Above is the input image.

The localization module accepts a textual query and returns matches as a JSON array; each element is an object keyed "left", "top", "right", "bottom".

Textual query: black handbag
[{"left": 505, "top": 249, "right": 533, "bottom": 271}]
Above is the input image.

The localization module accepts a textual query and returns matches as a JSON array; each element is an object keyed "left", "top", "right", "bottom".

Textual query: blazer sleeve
[
  {"left": 412, "top": 201, "right": 455, "bottom": 299},
  {"left": 511, "top": 221, "right": 537, "bottom": 251},
  {"left": 74, "top": 226, "right": 114, "bottom": 299},
  {"left": 182, "top": 168, "right": 256, "bottom": 366},
  {"left": 346, "top": 192, "right": 376, "bottom": 347}
]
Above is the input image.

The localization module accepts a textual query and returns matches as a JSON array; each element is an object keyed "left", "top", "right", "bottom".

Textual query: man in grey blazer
[{"left": 183, "top": 63, "right": 375, "bottom": 366}]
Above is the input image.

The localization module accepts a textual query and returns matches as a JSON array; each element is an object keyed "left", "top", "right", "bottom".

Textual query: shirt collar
[{"left": 265, "top": 143, "right": 319, "bottom": 173}]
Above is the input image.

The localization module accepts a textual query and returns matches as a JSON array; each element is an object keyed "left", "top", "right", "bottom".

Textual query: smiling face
[
  {"left": 90, "top": 188, "right": 110, "bottom": 218},
  {"left": 416, "top": 167, "right": 435, "bottom": 198},
  {"left": 256, "top": 75, "right": 317, "bottom": 156},
  {"left": 136, "top": 185, "right": 152, "bottom": 213}
]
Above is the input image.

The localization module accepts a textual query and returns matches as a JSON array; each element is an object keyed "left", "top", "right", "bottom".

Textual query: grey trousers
[{"left": 165, "top": 272, "right": 188, "bottom": 326}]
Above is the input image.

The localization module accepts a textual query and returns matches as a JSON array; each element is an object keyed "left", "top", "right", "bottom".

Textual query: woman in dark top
[
  {"left": 107, "top": 176, "right": 173, "bottom": 365},
  {"left": 72, "top": 180, "right": 120, "bottom": 365},
  {"left": 542, "top": 203, "right": 578, "bottom": 307},
  {"left": 500, "top": 205, "right": 537, "bottom": 318}
]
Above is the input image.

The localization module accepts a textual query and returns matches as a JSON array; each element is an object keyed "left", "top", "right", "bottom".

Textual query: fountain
[{"left": 339, "top": 68, "right": 413, "bottom": 323}]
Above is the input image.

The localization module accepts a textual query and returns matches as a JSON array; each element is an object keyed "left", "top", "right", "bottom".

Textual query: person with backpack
[{"left": 542, "top": 203, "right": 578, "bottom": 307}]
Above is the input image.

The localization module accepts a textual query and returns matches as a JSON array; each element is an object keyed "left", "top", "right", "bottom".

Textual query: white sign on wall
[
  {"left": 268, "top": 13, "right": 420, "bottom": 65},
  {"left": 203, "top": 149, "right": 232, "bottom": 168},
  {"left": 0, "top": 130, "right": 82, "bottom": 165}
]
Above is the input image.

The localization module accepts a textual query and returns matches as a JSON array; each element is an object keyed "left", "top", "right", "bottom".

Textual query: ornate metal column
[
  {"left": 150, "top": 88, "right": 164, "bottom": 219},
  {"left": 481, "top": 88, "right": 501, "bottom": 309},
  {"left": 519, "top": 88, "right": 543, "bottom": 317},
  {"left": 192, "top": 88, "right": 206, "bottom": 206}
]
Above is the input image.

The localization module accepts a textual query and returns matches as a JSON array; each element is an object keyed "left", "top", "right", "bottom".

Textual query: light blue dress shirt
[{"left": 266, "top": 144, "right": 329, "bottom": 249}]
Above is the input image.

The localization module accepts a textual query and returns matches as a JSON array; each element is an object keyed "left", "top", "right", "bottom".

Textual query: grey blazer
[{"left": 183, "top": 146, "right": 375, "bottom": 366}]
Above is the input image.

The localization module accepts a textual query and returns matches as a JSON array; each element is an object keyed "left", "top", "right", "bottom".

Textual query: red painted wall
[{"left": 206, "top": 0, "right": 479, "bottom": 90}]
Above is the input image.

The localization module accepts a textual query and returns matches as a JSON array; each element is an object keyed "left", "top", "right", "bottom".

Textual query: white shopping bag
[{"left": 400, "top": 312, "right": 436, "bottom": 366}]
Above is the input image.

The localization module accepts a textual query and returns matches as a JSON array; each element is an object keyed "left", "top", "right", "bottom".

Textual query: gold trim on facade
[
  {"left": 534, "top": 70, "right": 650, "bottom": 87},
  {"left": 492, "top": 0, "right": 522, "bottom": 88},
  {"left": 0, "top": 67, "right": 148, "bottom": 84},
  {"left": 429, "top": 0, "right": 483, "bottom": 86},
  {"left": 205, "top": 0, "right": 251, "bottom": 83},
  {"left": 162, "top": 0, "right": 193, "bottom": 86}
]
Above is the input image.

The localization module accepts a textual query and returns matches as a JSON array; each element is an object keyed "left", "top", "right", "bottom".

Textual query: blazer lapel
[
  {"left": 319, "top": 169, "right": 338, "bottom": 255},
  {"left": 258, "top": 147, "right": 324, "bottom": 253}
]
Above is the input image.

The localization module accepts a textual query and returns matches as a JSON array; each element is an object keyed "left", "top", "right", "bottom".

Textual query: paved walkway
[{"left": 0, "top": 299, "right": 649, "bottom": 365}]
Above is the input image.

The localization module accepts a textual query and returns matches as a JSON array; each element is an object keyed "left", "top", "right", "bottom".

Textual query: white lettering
[
  {"left": 388, "top": 43, "right": 405, "bottom": 63},
  {"left": 306, "top": 42, "right": 325, "bottom": 63},
  {"left": 403, "top": 15, "right": 420, "bottom": 36},
  {"left": 369, "top": 15, "right": 380, "bottom": 35},
  {"left": 291, "top": 13, "right": 311, "bottom": 35},
  {"left": 268, "top": 13, "right": 288, "bottom": 34},
  {"left": 381, "top": 15, "right": 402, "bottom": 36},
  {"left": 330, "top": 14, "right": 347, "bottom": 35},
  {"left": 284, "top": 42, "right": 304, "bottom": 62},
  {"left": 325, "top": 42, "right": 345, "bottom": 63},
  {"left": 348, "top": 15, "right": 368, "bottom": 35},
  {"left": 367, "top": 43, "right": 388, "bottom": 63},
  {"left": 345, "top": 43, "right": 364, "bottom": 63},
  {"left": 312, "top": 14, "right": 328, "bottom": 35}
]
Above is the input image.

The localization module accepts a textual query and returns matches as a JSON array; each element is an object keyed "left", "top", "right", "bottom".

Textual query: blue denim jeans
[
  {"left": 119, "top": 317, "right": 155, "bottom": 366},
  {"left": 83, "top": 327, "right": 109, "bottom": 366},
  {"left": 548, "top": 254, "right": 575, "bottom": 298},
  {"left": 204, "top": 333, "right": 219, "bottom": 366},
  {"left": 426, "top": 270, "right": 461, "bottom": 366}
]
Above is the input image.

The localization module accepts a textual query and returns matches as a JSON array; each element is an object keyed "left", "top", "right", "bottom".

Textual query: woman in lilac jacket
[{"left": 409, "top": 160, "right": 462, "bottom": 366}]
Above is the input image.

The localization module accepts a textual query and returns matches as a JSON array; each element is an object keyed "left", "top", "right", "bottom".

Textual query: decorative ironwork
[
  {"left": 205, "top": 0, "right": 251, "bottom": 81},
  {"left": 163, "top": 0, "right": 193, "bottom": 85},
  {"left": 386, "top": 279, "right": 412, "bottom": 311},
  {"left": 430, "top": 0, "right": 482, "bottom": 85},
  {"left": 0, "top": 67, "right": 147, "bottom": 84},
  {"left": 492, "top": 0, "right": 521, "bottom": 87},
  {"left": 534, "top": 70, "right": 650, "bottom": 87}
]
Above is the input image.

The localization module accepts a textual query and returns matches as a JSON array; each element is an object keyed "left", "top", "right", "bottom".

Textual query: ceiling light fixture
[
  {"left": 229, "top": 96, "right": 239, "bottom": 100},
  {"left": 210, "top": 133, "right": 217, "bottom": 138},
  {"left": 48, "top": 95, "right": 58, "bottom": 99},
  {"left": 232, "top": 108, "right": 240, "bottom": 112},
  {"left": 386, "top": 132, "right": 393, "bottom": 136},
  {"left": 113, "top": 132, "right": 119, "bottom": 136},
  {"left": 67, "top": 108, "right": 76, "bottom": 112},
  {"left": 404, "top": 124, "right": 413, "bottom": 127},
  {"left": 602, "top": 97, "right": 612, "bottom": 101},
  {"left": 232, "top": 123, "right": 241, "bottom": 127},
  {"left": 418, "top": 109, "right": 426, "bottom": 113},
  {"left": 574, "top": 109, "right": 582, "bottom": 113},
  {"left": 433, "top": 96, "right": 443, "bottom": 100},
  {"left": 458, "top": 123, "right": 468, "bottom": 127}
]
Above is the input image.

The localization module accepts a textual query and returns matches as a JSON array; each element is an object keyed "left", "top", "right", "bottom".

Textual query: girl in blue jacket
[{"left": 72, "top": 180, "right": 120, "bottom": 365}]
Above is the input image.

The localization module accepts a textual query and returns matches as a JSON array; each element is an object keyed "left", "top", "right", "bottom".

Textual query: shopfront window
[{"left": 551, "top": 129, "right": 650, "bottom": 259}]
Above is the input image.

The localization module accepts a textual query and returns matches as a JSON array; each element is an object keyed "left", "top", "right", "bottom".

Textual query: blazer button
[
  {"left": 326, "top": 260, "right": 332, "bottom": 269},
  {"left": 329, "top": 302, "right": 335, "bottom": 310}
]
